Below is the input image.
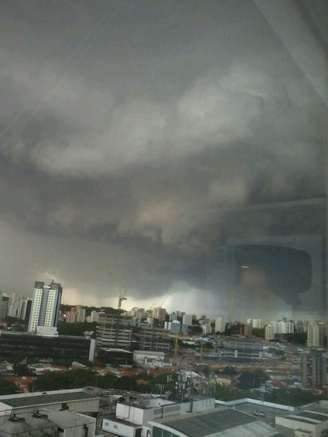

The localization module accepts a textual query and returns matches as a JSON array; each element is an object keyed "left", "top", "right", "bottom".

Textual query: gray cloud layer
[{"left": 0, "top": 0, "right": 327, "bottom": 315}]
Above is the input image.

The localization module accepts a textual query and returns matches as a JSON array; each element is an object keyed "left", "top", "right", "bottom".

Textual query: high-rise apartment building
[
  {"left": 215, "top": 317, "right": 226, "bottom": 333},
  {"left": 76, "top": 306, "right": 86, "bottom": 323},
  {"left": 89, "top": 310, "right": 100, "bottom": 323},
  {"left": 0, "top": 294, "right": 9, "bottom": 321},
  {"left": 96, "top": 313, "right": 134, "bottom": 350},
  {"left": 28, "top": 281, "right": 63, "bottom": 335},
  {"left": 182, "top": 314, "right": 193, "bottom": 327},
  {"left": 7, "top": 293, "right": 32, "bottom": 321},
  {"left": 170, "top": 311, "right": 183, "bottom": 322},
  {"left": 265, "top": 323, "right": 276, "bottom": 341},
  {"left": 247, "top": 318, "right": 264, "bottom": 329},
  {"left": 265, "top": 320, "right": 294, "bottom": 340},
  {"left": 307, "top": 321, "right": 327, "bottom": 348},
  {"left": 96, "top": 312, "right": 172, "bottom": 353},
  {"left": 152, "top": 307, "right": 167, "bottom": 322},
  {"left": 301, "top": 349, "right": 328, "bottom": 388}
]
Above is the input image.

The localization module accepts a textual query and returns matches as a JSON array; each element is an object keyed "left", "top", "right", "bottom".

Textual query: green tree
[
  {"left": 0, "top": 378, "right": 19, "bottom": 395},
  {"left": 221, "top": 366, "right": 237, "bottom": 376},
  {"left": 57, "top": 322, "right": 96, "bottom": 336},
  {"left": 252, "top": 328, "right": 265, "bottom": 338},
  {"left": 238, "top": 370, "right": 268, "bottom": 390},
  {"left": 30, "top": 369, "right": 97, "bottom": 391},
  {"left": 264, "top": 388, "right": 325, "bottom": 406},
  {"left": 215, "top": 384, "right": 249, "bottom": 401},
  {"left": 13, "top": 363, "right": 32, "bottom": 377}
]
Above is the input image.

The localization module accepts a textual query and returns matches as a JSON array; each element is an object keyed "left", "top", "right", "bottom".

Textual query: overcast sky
[{"left": 0, "top": 0, "right": 327, "bottom": 315}]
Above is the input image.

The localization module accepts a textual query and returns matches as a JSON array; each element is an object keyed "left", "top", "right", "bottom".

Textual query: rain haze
[{"left": 0, "top": 0, "right": 327, "bottom": 319}]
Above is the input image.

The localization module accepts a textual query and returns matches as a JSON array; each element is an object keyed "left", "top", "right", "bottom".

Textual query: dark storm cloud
[{"left": 0, "top": 0, "right": 327, "bottom": 312}]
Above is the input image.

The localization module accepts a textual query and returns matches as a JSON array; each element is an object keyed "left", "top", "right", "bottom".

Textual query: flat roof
[
  {"left": 285, "top": 416, "right": 319, "bottom": 425},
  {"left": 47, "top": 410, "right": 96, "bottom": 428},
  {"left": 0, "top": 391, "right": 98, "bottom": 408},
  {"left": 0, "top": 330, "right": 90, "bottom": 341},
  {"left": 100, "top": 348, "right": 132, "bottom": 353},
  {"left": 234, "top": 402, "right": 292, "bottom": 423},
  {"left": 295, "top": 411, "right": 328, "bottom": 422},
  {"left": 155, "top": 409, "right": 255, "bottom": 437},
  {"left": 104, "top": 416, "right": 141, "bottom": 428}
]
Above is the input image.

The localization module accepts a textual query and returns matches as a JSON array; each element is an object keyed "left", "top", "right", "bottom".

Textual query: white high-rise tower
[{"left": 28, "top": 280, "right": 62, "bottom": 335}]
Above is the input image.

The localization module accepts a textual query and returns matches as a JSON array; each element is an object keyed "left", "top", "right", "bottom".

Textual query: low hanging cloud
[
  {"left": 2, "top": 51, "right": 323, "bottom": 182},
  {"left": 0, "top": 0, "right": 327, "bottom": 314}
]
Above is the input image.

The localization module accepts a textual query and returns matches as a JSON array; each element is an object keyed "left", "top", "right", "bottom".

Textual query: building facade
[
  {"left": 0, "top": 331, "right": 95, "bottom": 363},
  {"left": 0, "top": 295, "right": 9, "bottom": 321},
  {"left": 28, "top": 281, "right": 62, "bottom": 334},
  {"left": 301, "top": 349, "right": 328, "bottom": 388}
]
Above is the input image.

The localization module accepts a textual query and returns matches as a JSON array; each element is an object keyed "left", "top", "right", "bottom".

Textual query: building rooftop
[
  {"left": 103, "top": 415, "right": 141, "bottom": 428},
  {"left": 153, "top": 409, "right": 256, "bottom": 437},
  {"left": 232, "top": 401, "right": 293, "bottom": 424},
  {"left": 284, "top": 410, "right": 328, "bottom": 425},
  {"left": 0, "top": 389, "right": 98, "bottom": 409},
  {"left": 100, "top": 348, "right": 132, "bottom": 353},
  {"left": 46, "top": 409, "right": 96, "bottom": 428},
  {"left": 0, "top": 330, "right": 90, "bottom": 341}
]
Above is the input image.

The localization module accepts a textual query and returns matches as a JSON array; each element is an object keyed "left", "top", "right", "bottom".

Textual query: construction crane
[{"left": 118, "top": 296, "right": 127, "bottom": 310}]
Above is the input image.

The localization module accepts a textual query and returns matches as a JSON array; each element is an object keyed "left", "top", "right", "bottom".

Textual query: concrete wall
[
  {"left": 102, "top": 418, "right": 139, "bottom": 437},
  {"left": 116, "top": 404, "right": 145, "bottom": 425},
  {"left": 276, "top": 416, "right": 325, "bottom": 437},
  {"left": 61, "top": 422, "right": 96, "bottom": 437}
]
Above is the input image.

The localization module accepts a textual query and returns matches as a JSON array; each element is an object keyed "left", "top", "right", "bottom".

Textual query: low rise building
[
  {"left": 149, "top": 408, "right": 281, "bottom": 437},
  {"left": 276, "top": 409, "right": 328, "bottom": 436},
  {"left": 0, "top": 409, "right": 98, "bottom": 437},
  {"left": 0, "top": 388, "right": 100, "bottom": 417},
  {"left": 133, "top": 350, "right": 166, "bottom": 368},
  {"left": 97, "top": 348, "right": 134, "bottom": 367},
  {"left": 102, "top": 397, "right": 215, "bottom": 437},
  {"left": 96, "top": 313, "right": 134, "bottom": 350},
  {"left": 0, "top": 331, "right": 96, "bottom": 363}
]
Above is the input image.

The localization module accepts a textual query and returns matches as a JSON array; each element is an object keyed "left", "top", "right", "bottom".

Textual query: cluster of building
[
  {"left": 0, "top": 282, "right": 174, "bottom": 371},
  {"left": 0, "top": 292, "right": 32, "bottom": 323},
  {"left": 1, "top": 385, "right": 328, "bottom": 437},
  {"left": 265, "top": 319, "right": 295, "bottom": 340},
  {"left": 0, "top": 388, "right": 99, "bottom": 437},
  {"left": 64, "top": 306, "right": 101, "bottom": 323}
]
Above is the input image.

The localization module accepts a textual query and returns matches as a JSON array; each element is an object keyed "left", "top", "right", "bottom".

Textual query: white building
[
  {"left": 102, "top": 397, "right": 216, "bottom": 437},
  {"left": 277, "top": 320, "right": 294, "bottom": 334},
  {"left": 28, "top": 280, "right": 62, "bottom": 334},
  {"left": 0, "top": 409, "right": 97, "bottom": 437},
  {"left": 7, "top": 293, "right": 31, "bottom": 321},
  {"left": 265, "top": 323, "right": 276, "bottom": 341},
  {"left": 165, "top": 320, "right": 181, "bottom": 334},
  {"left": 152, "top": 307, "right": 167, "bottom": 322},
  {"left": 76, "top": 306, "right": 86, "bottom": 323},
  {"left": 182, "top": 314, "right": 193, "bottom": 327},
  {"left": 103, "top": 397, "right": 279, "bottom": 437},
  {"left": 46, "top": 409, "right": 97, "bottom": 437},
  {"left": 265, "top": 320, "right": 294, "bottom": 340},
  {"left": 133, "top": 350, "right": 166, "bottom": 368},
  {"left": 0, "top": 388, "right": 100, "bottom": 416},
  {"left": 170, "top": 311, "right": 183, "bottom": 322},
  {"left": 307, "top": 321, "right": 326, "bottom": 348},
  {"left": 247, "top": 318, "right": 264, "bottom": 329},
  {"left": 215, "top": 317, "right": 225, "bottom": 333},
  {"left": 89, "top": 310, "right": 100, "bottom": 323}
]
